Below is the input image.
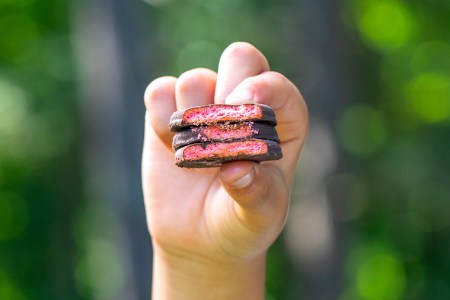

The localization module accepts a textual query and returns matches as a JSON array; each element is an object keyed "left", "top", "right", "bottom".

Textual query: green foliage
[
  {"left": 340, "top": 0, "right": 450, "bottom": 299},
  {"left": 0, "top": 0, "right": 82, "bottom": 299},
  {"left": 1, "top": 0, "right": 449, "bottom": 299}
]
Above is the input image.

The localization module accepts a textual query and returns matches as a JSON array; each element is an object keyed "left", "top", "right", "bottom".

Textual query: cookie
[
  {"left": 172, "top": 122, "right": 280, "bottom": 150},
  {"left": 169, "top": 103, "right": 277, "bottom": 131},
  {"left": 174, "top": 139, "right": 283, "bottom": 168}
]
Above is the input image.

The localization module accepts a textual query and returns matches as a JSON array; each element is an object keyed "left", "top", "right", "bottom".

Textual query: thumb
[
  {"left": 219, "top": 161, "right": 288, "bottom": 234},
  {"left": 219, "top": 161, "right": 270, "bottom": 209}
]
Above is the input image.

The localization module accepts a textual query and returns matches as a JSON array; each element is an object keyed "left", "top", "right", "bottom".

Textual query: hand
[{"left": 142, "top": 42, "right": 308, "bottom": 299}]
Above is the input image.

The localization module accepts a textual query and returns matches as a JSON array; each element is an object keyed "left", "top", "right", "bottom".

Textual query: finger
[
  {"left": 214, "top": 42, "right": 270, "bottom": 103},
  {"left": 176, "top": 68, "right": 217, "bottom": 109},
  {"left": 225, "top": 71, "right": 309, "bottom": 179},
  {"left": 219, "top": 161, "right": 288, "bottom": 233},
  {"left": 144, "top": 76, "right": 177, "bottom": 150},
  {"left": 226, "top": 71, "right": 308, "bottom": 137}
]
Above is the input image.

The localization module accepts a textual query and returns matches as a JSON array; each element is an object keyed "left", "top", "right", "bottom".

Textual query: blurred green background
[{"left": 1, "top": 0, "right": 449, "bottom": 299}]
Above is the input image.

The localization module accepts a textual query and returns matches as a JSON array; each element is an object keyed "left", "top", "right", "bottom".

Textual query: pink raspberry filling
[
  {"left": 184, "top": 105, "right": 263, "bottom": 124},
  {"left": 183, "top": 140, "right": 268, "bottom": 160}
]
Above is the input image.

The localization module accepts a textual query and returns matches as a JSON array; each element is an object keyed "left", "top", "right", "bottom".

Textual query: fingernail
[{"left": 230, "top": 167, "right": 255, "bottom": 188}]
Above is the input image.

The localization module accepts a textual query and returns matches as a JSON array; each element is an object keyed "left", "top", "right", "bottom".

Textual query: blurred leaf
[
  {"left": 407, "top": 72, "right": 450, "bottom": 123},
  {"left": 337, "top": 104, "right": 389, "bottom": 156},
  {"left": 356, "top": 0, "right": 415, "bottom": 52}
]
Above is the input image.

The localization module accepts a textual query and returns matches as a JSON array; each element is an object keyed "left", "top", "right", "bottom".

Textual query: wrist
[{"left": 152, "top": 244, "right": 267, "bottom": 300}]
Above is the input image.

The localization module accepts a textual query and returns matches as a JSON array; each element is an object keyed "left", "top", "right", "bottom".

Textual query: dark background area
[{"left": 1, "top": 0, "right": 449, "bottom": 299}]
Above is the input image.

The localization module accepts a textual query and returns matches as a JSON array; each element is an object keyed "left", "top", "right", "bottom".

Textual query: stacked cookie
[{"left": 169, "top": 104, "right": 283, "bottom": 168}]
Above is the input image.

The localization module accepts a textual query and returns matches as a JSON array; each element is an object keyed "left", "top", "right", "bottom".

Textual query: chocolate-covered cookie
[
  {"left": 174, "top": 139, "right": 283, "bottom": 168},
  {"left": 169, "top": 103, "right": 277, "bottom": 131},
  {"left": 172, "top": 122, "right": 279, "bottom": 150},
  {"left": 169, "top": 104, "right": 282, "bottom": 168}
]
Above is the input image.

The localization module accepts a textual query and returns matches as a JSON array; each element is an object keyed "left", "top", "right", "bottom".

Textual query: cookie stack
[{"left": 169, "top": 104, "right": 283, "bottom": 168}]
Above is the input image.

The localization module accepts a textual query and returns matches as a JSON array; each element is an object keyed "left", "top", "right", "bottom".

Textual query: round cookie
[
  {"left": 172, "top": 122, "right": 280, "bottom": 150},
  {"left": 174, "top": 139, "right": 283, "bottom": 168},
  {"left": 169, "top": 103, "right": 277, "bottom": 131}
]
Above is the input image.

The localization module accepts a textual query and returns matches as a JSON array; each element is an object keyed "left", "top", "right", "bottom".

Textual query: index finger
[
  {"left": 225, "top": 71, "right": 309, "bottom": 180},
  {"left": 214, "top": 42, "right": 270, "bottom": 103}
]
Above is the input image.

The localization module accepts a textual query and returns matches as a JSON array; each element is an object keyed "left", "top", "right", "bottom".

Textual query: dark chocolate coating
[
  {"left": 169, "top": 104, "right": 277, "bottom": 131},
  {"left": 172, "top": 122, "right": 280, "bottom": 150},
  {"left": 175, "top": 139, "right": 283, "bottom": 168}
]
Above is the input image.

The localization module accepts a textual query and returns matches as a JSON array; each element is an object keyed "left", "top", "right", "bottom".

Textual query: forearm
[{"left": 151, "top": 246, "right": 267, "bottom": 300}]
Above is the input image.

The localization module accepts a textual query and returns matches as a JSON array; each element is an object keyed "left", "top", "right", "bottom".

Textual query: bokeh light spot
[
  {"left": 337, "top": 104, "right": 388, "bottom": 156},
  {"left": 0, "top": 76, "right": 74, "bottom": 163},
  {"left": 0, "top": 14, "right": 40, "bottom": 62},
  {"left": 75, "top": 238, "right": 125, "bottom": 299},
  {"left": 349, "top": 244, "right": 406, "bottom": 300},
  {"left": 0, "top": 192, "right": 28, "bottom": 240},
  {"left": 0, "top": 78, "right": 28, "bottom": 136},
  {"left": 407, "top": 72, "right": 450, "bottom": 123},
  {"left": 0, "top": 77, "right": 33, "bottom": 162},
  {"left": 357, "top": 1, "right": 414, "bottom": 51},
  {"left": 0, "top": 271, "right": 28, "bottom": 300},
  {"left": 357, "top": 253, "right": 405, "bottom": 299}
]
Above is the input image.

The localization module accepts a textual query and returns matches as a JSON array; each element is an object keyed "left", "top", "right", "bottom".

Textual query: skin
[{"left": 142, "top": 42, "right": 309, "bottom": 299}]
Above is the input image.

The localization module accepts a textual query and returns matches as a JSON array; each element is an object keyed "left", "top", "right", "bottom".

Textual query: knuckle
[
  {"left": 224, "top": 42, "right": 257, "bottom": 57},
  {"left": 268, "top": 71, "right": 288, "bottom": 83},
  {"left": 244, "top": 78, "right": 266, "bottom": 98},
  {"left": 144, "top": 76, "right": 176, "bottom": 107}
]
